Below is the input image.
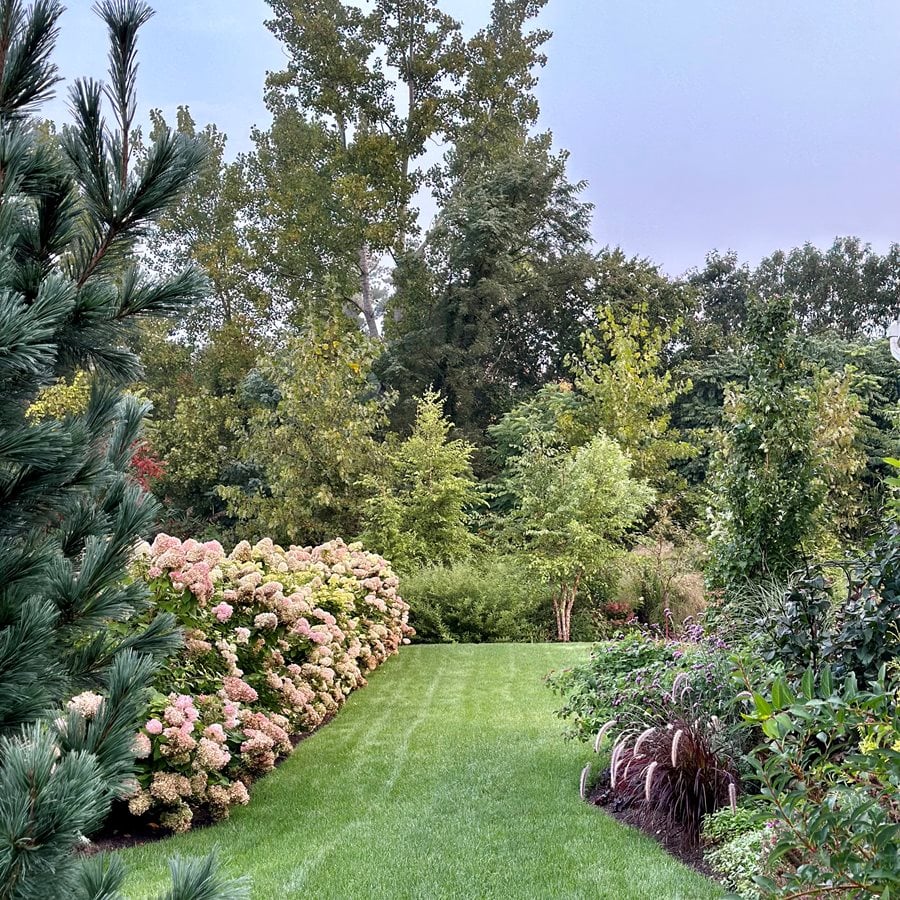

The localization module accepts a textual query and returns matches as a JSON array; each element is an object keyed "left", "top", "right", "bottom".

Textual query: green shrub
[
  {"left": 403, "top": 556, "right": 554, "bottom": 643},
  {"left": 746, "top": 528, "right": 900, "bottom": 685},
  {"left": 702, "top": 805, "right": 761, "bottom": 847},
  {"left": 741, "top": 668, "right": 900, "bottom": 898},
  {"left": 705, "top": 825, "right": 768, "bottom": 900},
  {"left": 548, "top": 628, "right": 739, "bottom": 744}
]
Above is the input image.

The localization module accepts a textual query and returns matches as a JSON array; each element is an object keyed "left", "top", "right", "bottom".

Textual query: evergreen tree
[
  {"left": 0, "top": 2, "right": 244, "bottom": 897},
  {"left": 360, "top": 390, "right": 480, "bottom": 572}
]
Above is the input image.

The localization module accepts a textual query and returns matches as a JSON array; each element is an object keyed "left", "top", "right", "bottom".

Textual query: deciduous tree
[{"left": 508, "top": 435, "right": 654, "bottom": 641}]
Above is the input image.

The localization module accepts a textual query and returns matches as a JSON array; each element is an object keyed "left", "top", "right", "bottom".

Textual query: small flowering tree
[{"left": 508, "top": 434, "right": 654, "bottom": 640}]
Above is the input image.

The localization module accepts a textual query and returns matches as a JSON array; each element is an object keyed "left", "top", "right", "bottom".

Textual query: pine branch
[
  {"left": 159, "top": 852, "right": 250, "bottom": 900},
  {"left": 71, "top": 853, "right": 126, "bottom": 900},
  {"left": 0, "top": 0, "right": 63, "bottom": 121},
  {"left": 94, "top": 0, "right": 154, "bottom": 186},
  {"left": 115, "top": 264, "right": 208, "bottom": 319}
]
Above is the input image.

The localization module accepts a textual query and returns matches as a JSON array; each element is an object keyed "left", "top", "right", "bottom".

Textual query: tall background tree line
[{"left": 123, "top": 0, "right": 900, "bottom": 606}]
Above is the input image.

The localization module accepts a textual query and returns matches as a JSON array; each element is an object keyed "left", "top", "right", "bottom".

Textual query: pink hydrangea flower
[
  {"left": 132, "top": 733, "right": 152, "bottom": 758},
  {"left": 253, "top": 612, "right": 277, "bottom": 630},
  {"left": 222, "top": 676, "right": 258, "bottom": 703},
  {"left": 212, "top": 602, "right": 233, "bottom": 622},
  {"left": 203, "top": 723, "right": 227, "bottom": 743},
  {"left": 145, "top": 718, "right": 163, "bottom": 735},
  {"left": 67, "top": 691, "right": 104, "bottom": 719}
]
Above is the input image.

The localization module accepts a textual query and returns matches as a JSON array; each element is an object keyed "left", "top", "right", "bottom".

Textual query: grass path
[{"left": 121, "top": 644, "right": 722, "bottom": 899}]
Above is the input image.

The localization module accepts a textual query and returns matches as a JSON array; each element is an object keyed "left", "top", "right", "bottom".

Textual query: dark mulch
[
  {"left": 586, "top": 768, "right": 716, "bottom": 879},
  {"left": 82, "top": 714, "right": 335, "bottom": 855}
]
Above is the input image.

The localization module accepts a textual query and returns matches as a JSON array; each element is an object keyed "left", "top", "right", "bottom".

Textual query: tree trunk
[
  {"left": 355, "top": 243, "right": 380, "bottom": 340},
  {"left": 554, "top": 573, "right": 582, "bottom": 642},
  {"left": 553, "top": 595, "right": 564, "bottom": 642}
]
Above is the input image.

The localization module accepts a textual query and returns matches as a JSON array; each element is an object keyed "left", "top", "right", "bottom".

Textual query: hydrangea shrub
[{"left": 123, "top": 535, "right": 412, "bottom": 831}]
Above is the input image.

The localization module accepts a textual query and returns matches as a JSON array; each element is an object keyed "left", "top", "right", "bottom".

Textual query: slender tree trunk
[
  {"left": 555, "top": 573, "right": 582, "bottom": 643},
  {"left": 356, "top": 242, "right": 380, "bottom": 340},
  {"left": 553, "top": 594, "right": 564, "bottom": 642}
]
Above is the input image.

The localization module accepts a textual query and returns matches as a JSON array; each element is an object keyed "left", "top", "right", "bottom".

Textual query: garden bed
[{"left": 586, "top": 769, "right": 715, "bottom": 878}]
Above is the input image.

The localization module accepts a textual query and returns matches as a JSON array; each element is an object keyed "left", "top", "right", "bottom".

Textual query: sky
[{"left": 46, "top": 0, "right": 900, "bottom": 276}]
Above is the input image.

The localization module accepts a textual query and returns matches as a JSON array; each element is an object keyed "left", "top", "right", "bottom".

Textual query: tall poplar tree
[
  {"left": 257, "top": 0, "right": 464, "bottom": 336},
  {"left": 383, "top": 0, "right": 599, "bottom": 440}
]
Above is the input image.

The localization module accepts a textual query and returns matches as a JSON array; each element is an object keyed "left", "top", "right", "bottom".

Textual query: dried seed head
[
  {"left": 672, "top": 672, "right": 692, "bottom": 701},
  {"left": 594, "top": 719, "right": 617, "bottom": 753},
  {"left": 670, "top": 729, "right": 684, "bottom": 768},
  {"left": 644, "top": 761, "right": 659, "bottom": 803},
  {"left": 610, "top": 736, "right": 630, "bottom": 788},
  {"left": 580, "top": 763, "right": 591, "bottom": 800},
  {"left": 633, "top": 726, "right": 655, "bottom": 758}
]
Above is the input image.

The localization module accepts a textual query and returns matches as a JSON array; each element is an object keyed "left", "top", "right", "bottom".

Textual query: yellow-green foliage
[
  {"left": 26, "top": 371, "right": 91, "bottom": 420},
  {"left": 360, "top": 391, "right": 481, "bottom": 573},
  {"left": 811, "top": 367, "right": 865, "bottom": 553},
  {"left": 572, "top": 302, "right": 694, "bottom": 491},
  {"left": 220, "top": 322, "right": 389, "bottom": 545}
]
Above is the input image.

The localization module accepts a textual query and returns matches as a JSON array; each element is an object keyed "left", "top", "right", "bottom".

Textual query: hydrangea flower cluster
[{"left": 125, "top": 535, "right": 412, "bottom": 831}]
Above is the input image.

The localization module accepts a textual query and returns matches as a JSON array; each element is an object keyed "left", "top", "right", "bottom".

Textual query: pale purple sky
[{"left": 48, "top": 1, "right": 900, "bottom": 275}]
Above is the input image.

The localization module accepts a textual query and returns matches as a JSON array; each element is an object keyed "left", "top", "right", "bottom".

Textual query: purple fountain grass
[{"left": 607, "top": 717, "right": 739, "bottom": 842}]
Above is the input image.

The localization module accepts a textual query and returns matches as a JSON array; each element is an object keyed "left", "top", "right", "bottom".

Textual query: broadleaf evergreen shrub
[{"left": 741, "top": 668, "right": 900, "bottom": 898}]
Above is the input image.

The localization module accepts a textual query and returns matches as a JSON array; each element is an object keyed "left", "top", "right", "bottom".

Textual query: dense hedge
[
  {"left": 112, "top": 535, "right": 411, "bottom": 832},
  {"left": 403, "top": 555, "right": 555, "bottom": 643}
]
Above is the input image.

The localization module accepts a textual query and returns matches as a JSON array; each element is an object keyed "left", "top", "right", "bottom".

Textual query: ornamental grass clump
[
  {"left": 593, "top": 677, "right": 741, "bottom": 844},
  {"left": 121, "top": 534, "right": 413, "bottom": 831},
  {"left": 606, "top": 718, "right": 738, "bottom": 841}
]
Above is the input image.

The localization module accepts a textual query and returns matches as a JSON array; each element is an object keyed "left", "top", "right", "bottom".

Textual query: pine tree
[
  {"left": 360, "top": 390, "right": 480, "bottom": 572},
  {"left": 0, "top": 2, "right": 245, "bottom": 897}
]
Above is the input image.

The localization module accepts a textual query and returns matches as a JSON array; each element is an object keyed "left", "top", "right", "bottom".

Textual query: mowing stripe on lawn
[{"left": 120, "top": 643, "right": 722, "bottom": 899}]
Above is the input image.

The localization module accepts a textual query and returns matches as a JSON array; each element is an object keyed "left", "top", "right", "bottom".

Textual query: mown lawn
[{"left": 121, "top": 643, "right": 721, "bottom": 899}]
